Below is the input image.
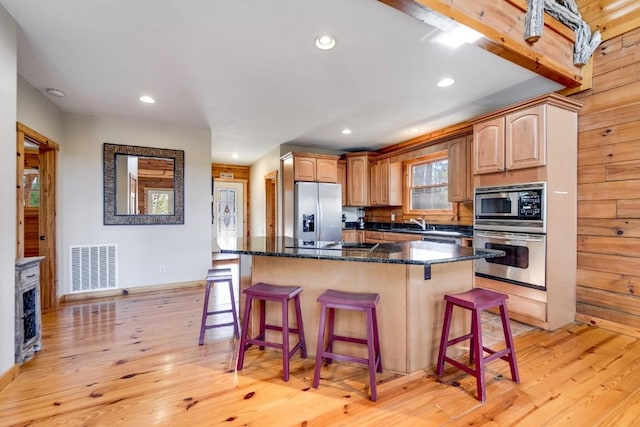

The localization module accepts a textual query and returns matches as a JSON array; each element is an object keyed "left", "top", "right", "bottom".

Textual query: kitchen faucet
[{"left": 409, "top": 218, "right": 427, "bottom": 230}]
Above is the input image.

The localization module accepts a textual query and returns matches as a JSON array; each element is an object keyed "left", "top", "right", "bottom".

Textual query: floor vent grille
[{"left": 70, "top": 244, "right": 117, "bottom": 292}]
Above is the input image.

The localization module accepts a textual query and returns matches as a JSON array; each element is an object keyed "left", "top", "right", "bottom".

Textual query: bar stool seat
[
  {"left": 199, "top": 267, "right": 240, "bottom": 345},
  {"left": 312, "top": 289, "right": 382, "bottom": 401},
  {"left": 236, "top": 283, "right": 306, "bottom": 382},
  {"left": 436, "top": 288, "right": 520, "bottom": 402}
]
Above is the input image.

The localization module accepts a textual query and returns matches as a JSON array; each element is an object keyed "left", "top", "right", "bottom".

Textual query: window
[{"left": 405, "top": 151, "right": 451, "bottom": 213}]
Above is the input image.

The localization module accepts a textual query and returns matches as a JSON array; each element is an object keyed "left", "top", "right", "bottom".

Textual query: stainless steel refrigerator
[{"left": 294, "top": 182, "right": 342, "bottom": 242}]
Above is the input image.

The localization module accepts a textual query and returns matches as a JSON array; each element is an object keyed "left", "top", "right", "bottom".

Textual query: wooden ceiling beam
[{"left": 379, "top": 0, "right": 585, "bottom": 88}]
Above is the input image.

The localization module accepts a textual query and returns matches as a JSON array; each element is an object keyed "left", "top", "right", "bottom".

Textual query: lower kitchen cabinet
[{"left": 342, "top": 229, "right": 364, "bottom": 243}]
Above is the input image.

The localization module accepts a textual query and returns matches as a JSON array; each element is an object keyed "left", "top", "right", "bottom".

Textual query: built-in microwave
[{"left": 474, "top": 182, "right": 545, "bottom": 233}]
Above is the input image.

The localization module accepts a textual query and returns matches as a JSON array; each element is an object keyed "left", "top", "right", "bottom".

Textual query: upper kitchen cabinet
[
  {"left": 448, "top": 134, "right": 473, "bottom": 202},
  {"left": 473, "top": 104, "right": 545, "bottom": 175},
  {"left": 337, "top": 159, "right": 347, "bottom": 206},
  {"left": 345, "top": 152, "right": 375, "bottom": 206},
  {"left": 284, "top": 152, "right": 340, "bottom": 183},
  {"left": 370, "top": 157, "right": 402, "bottom": 206},
  {"left": 471, "top": 94, "right": 583, "bottom": 181}
]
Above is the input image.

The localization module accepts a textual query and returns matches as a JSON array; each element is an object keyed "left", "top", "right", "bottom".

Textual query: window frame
[{"left": 403, "top": 150, "right": 453, "bottom": 215}]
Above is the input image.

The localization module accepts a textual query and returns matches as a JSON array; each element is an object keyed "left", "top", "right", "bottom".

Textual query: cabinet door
[
  {"left": 473, "top": 117, "right": 505, "bottom": 175},
  {"left": 370, "top": 160, "right": 381, "bottom": 206},
  {"left": 337, "top": 160, "right": 347, "bottom": 206},
  {"left": 347, "top": 155, "right": 370, "bottom": 206},
  {"left": 294, "top": 156, "right": 316, "bottom": 181},
  {"left": 316, "top": 158, "right": 338, "bottom": 183},
  {"left": 342, "top": 229, "right": 356, "bottom": 242},
  {"left": 448, "top": 136, "right": 468, "bottom": 202},
  {"left": 505, "top": 104, "right": 546, "bottom": 170}
]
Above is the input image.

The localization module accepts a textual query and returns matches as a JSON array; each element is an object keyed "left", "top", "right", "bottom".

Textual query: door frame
[
  {"left": 264, "top": 170, "right": 277, "bottom": 237},
  {"left": 16, "top": 122, "right": 59, "bottom": 310}
]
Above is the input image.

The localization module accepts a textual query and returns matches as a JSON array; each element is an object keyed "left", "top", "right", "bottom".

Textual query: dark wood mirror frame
[{"left": 103, "top": 143, "right": 184, "bottom": 225}]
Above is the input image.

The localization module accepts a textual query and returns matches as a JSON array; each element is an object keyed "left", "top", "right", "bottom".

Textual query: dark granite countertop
[
  {"left": 219, "top": 236, "right": 503, "bottom": 266},
  {"left": 342, "top": 222, "right": 474, "bottom": 238}
]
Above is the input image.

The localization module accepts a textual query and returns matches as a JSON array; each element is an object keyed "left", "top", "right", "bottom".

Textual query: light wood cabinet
[
  {"left": 370, "top": 158, "right": 403, "bottom": 206},
  {"left": 448, "top": 134, "right": 473, "bottom": 202},
  {"left": 346, "top": 152, "right": 375, "bottom": 206},
  {"left": 289, "top": 153, "right": 339, "bottom": 183},
  {"left": 337, "top": 160, "right": 347, "bottom": 206},
  {"left": 342, "top": 229, "right": 364, "bottom": 243},
  {"left": 473, "top": 104, "right": 545, "bottom": 175},
  {"left": 364, "top": 230, "right": 384, "bottom": 243}
]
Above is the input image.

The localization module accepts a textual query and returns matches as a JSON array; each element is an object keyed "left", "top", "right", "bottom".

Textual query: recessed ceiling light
[
  {"left": 45, "top": 88, "right": 65, "bottom": 97},
  {"left": 410, "top": 127, "right": 421, "bottom": 133},
  {"left": 231, "top": 153, "right": 239, "bottom": 159},
  {"left": 315, "top": 35, "right": 336, "bottom": 50},
  {"left": 436, "top": 77, "right": 455, "bottom": 88},
  {"left": 341, "top": 128, "right": 352, "bottom": 135},
  {"left": 138, "top": 95, "right": 156, "bottom": 104},
  {"left": 433, "top": 26, "right": 483, "bottom": 48}
]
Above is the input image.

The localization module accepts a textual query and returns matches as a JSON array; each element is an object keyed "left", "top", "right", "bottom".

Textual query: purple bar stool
[
  {"left": 199, "top": 268, "right": 240, "bottom": 345},
  {"left": 312, "top": 289, "right": 382, "bottom": 402},
  {"left": 436, "top": 288, "right": 520, "bottom": 402},
  {"left": 236, "top": 283, "right": 306, "bottom": 381}
]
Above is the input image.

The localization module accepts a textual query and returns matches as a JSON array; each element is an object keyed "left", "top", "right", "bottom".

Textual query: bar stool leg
[
  {"left": 293, "top": 295, "right": 307, "bottom": 358},
  {"left": 227, "top": 279, "right": 240, "bottom": 339},
  {"left": 436, "top": 302, "right": 454, "bottom": 376},
  {"left": 282, "top": 297, "right": 291, "bottom": 381},
  {"left": 472, "top": 309, "right": 486, "bottom": 403},
  {"left": 365, "top": 308, "right": 378, "bottom": 402},
  {"left": 500, "top": 304, "right": 520, "bottom": 383},
  {"left": 198, "top": 281, "right": 212, "bottom": 345},
  {"left": 312, "top": 304, "right": 328, "bottom": 389},
  {"left": 372, "top": 307, "right": 382, "bottom": 373},
  {"left": 325, "top": 307, "right": 336, "bottom": 365},
  {"left": 237, "top": 295, "right": 254, "bottom": 371},
  {"left": 258, "top": 299, "right": 266, "bottom": 350}
]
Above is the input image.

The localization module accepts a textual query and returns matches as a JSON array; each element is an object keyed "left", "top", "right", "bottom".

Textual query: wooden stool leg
[
  {"left": 372, "top": 307, "right": 382, "bottom": 372},
  {"left": 325, "top": 307, "right": 336, "bottom": 365},
  {"left": 499, "top": 304, "right": 520, "bottom": 383},
  {"left": 237, "top": 295, "right": 253, "bottom": 371},
  {"left": 227, "top": 279, "right": 240, "bottom": 339},
  {"left": 198, "top": 281, "right": 212, "bottom": 345},
  {"left": 436, "top": 302, "right": 454, "bottom": 376},
  {"left": 294, "top": 295, "right": 307, "bottom": 358},
  {"left": 282, "top": 298, "right": 290, "bottom": 381},
  {"left": 258, "top": 300, "right": 266, "bottom": 350},
  {"left": 365, "top": 307, "right": 378, "bottom": 402},
  {"left": 471, "top": 309, "right": 486, "bottom": 403},
  {"left": 470, "top": 310, "right": 477, "bottom": 364},
  {"left": 312, "top": 304, "right": 328, "bottom": 389}
]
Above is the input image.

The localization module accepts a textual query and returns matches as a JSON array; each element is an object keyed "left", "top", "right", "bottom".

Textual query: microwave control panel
[{"left": 518, "top": 191, "right": 542, "bottom": 219}]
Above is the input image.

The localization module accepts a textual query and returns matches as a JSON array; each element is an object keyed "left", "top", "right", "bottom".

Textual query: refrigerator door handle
[{"left": 316, "top": 196, "right": 322, "bottom": 239}]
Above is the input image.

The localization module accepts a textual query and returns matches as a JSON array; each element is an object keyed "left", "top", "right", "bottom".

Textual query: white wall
[
  {"left": 16, "top": 75, "right": 65, "bottom": 143},
  {"left": 0, "top": 4, "right": 17, "bottom": 375},
  {"left": 249, "top": 145, "right": 282, "bottom": 236},
  {"left": 61, "top": 114, "right": 212, "bottom": 291}
]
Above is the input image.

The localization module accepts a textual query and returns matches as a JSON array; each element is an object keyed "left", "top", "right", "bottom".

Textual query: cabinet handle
[{"left": 26, "top": 273, "right": 36, "bottom": 279}]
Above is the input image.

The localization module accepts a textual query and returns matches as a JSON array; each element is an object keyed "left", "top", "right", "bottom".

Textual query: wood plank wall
[{"left": 571, "top": 10, "right": 640, "bottom": 330}]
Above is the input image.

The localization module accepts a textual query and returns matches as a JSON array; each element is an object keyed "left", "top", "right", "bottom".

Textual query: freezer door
[
  {"left": 294, "top": 182, "right": 319, "bottom": 241},
  {"left": 318, "top": 183, "right": 342, "bottom": 242}
]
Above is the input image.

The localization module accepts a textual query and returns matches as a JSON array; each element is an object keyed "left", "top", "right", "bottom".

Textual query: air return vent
[{"left": 70, "top": 244, "right": 117, "bottom": 292}]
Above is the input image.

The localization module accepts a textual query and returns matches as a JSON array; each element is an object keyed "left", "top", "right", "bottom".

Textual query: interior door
[{"left": 212, "top": 180, "right": 244, "bottom": 250}]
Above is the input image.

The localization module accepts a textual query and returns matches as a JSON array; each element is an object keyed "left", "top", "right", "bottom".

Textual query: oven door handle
[{"left": 475, "top": 231, "right": 545, "bottom": 242}]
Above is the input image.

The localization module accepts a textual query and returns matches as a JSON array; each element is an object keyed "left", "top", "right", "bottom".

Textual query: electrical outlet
[{"left": 159, "top": 264, "right": 166, "bottom": 273}]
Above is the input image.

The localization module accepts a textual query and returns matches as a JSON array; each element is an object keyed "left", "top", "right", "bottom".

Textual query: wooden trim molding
[
  {"left": 60, "top": 280, "right": 203, "bottom": 303},
  {"left": 0, "top": 364, "right": 20, "bottom": 392}
]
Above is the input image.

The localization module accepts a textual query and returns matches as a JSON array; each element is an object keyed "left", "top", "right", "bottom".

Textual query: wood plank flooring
[{"left": 1, "top": 287, "right": 639, "bottom": 426}]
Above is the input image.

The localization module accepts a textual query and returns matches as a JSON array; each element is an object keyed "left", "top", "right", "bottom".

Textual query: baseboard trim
[
  {"left": 576, "top": 313, "right": 640, "bottom": 339},
  {"left": 0, "top": 363, "right": 20, "bottom": 392},
  {"left": 60, "top": 280, "right": 204, "bottom": 303}
]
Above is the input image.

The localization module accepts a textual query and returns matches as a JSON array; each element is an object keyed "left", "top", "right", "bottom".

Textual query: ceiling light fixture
[
  {"left": 437, "top": 77, "right": 455, "bottom": 88},
  {"left": 231, "top": 153, "right": 239, "bottom": 159},
  {"left": 315, "top": 35, "right": 336, "bottom": 50},
  {"left": 45, "top": 88, "right": 65, "bottom": 97},
  {"left": 341, "top": 128, "right": 352, "bottom": 135},
  {"left": 410, "top": 127, "right": 421, "bottom": 133},
  {"left": 433, "top": 26, "right": 483, "bottom": 48},
  {"left": 138, "top": 95, "right": 156, "bottom": 104}
]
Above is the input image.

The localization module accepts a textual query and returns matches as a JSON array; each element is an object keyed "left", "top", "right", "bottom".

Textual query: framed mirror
[{"left": 103, "top": 143, "right": 184, "bottom": 225}]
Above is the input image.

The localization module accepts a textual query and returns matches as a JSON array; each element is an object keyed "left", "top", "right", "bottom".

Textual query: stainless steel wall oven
[{"left": 474, "top": 182, "right": 547, "bottom": 290}]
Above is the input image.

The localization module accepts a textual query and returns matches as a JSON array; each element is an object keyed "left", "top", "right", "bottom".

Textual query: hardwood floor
[{"left": 1, "top": 287, "right": 639, "bottom": 426}]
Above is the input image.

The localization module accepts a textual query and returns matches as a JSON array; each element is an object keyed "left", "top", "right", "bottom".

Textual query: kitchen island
[{"left": 220, "top": 236, "right": 503, "bottom": 375}]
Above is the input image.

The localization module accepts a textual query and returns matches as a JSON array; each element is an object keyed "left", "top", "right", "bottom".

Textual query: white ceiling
[{"left": 1, "top": 0, "right": 563, "bottom": 165}]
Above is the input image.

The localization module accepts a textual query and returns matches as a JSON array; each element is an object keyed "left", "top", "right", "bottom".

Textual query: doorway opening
[{"left": 16, "top": 122, "right": 59, "bottom": 311}]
